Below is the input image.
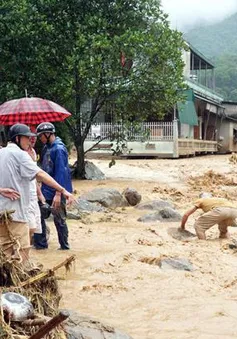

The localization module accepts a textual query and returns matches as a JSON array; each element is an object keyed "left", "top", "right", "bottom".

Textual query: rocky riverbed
[{"left": 32, "top": 154, "right": 237, "bottom": 339}]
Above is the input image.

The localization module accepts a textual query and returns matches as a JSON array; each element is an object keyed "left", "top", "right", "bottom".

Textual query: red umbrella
[{"left": 0, "top": 97, "right": 71, "bottom": 125}]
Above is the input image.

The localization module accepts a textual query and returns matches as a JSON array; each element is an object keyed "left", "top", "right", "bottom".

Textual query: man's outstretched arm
[
  {"left": 36, "top": 170, "right": 75, "bottom": 206},
  {"left": 180, "top": 206, "right": 198, "bottom": 230}
]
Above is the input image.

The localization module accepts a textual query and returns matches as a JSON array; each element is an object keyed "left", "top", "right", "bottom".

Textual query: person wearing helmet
[
  {"left": 0, "top": 123, "right": 75, "bottom": 264},
  {"left": 180, "top": 192, "right": 237, "bottom": 240},
  {"left": 34, "top": 122, "right": 72, "bottom": 250}
]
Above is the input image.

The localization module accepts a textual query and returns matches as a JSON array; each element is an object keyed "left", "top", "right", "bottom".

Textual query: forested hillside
[{"left": 185, "top": 13, "right": 237, "bottom": 101}]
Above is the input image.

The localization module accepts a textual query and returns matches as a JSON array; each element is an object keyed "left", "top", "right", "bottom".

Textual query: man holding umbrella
[
  {"left": 0, "top": 96, "right": 73, "bottom": 251},
  {"left": 0, "top": 123, "right": 75, "bottom": 263},
  {"left": 34, "top": 122, "right": 72, "bottom": 250}
]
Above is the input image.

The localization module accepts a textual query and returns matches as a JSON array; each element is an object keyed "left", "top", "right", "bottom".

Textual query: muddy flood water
[{"left": 32, "top": 154, "right": 237, "bottom": 339}]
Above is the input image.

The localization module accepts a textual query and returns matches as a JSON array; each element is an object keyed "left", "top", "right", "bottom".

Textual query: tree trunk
[
  {"left": 73, "top": 62, "right": 86, "bottom": 179},
  {"left": 75, "top": 141, "right": 86, "bottom": 179}
]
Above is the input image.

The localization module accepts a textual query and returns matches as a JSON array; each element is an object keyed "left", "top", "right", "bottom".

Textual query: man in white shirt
[{"left": 0, "top": 123, "right": 75, "bottom": 263}]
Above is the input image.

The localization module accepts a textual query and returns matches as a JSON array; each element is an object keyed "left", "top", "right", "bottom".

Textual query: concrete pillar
[
  {"left": 173, "top": 119, "right": 179, "bottom": 158},
  {"left": 199, "top": 116, "right": 203, "bottom": 140}
]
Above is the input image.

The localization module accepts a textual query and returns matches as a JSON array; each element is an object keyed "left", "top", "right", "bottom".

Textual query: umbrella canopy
[{"left": 0, "top": 97, "right": 71, "bottom": 125}]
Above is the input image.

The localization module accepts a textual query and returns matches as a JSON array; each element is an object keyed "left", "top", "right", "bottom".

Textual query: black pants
[{"left": 34, "top": 199, "right": 70, "bottom": 250}]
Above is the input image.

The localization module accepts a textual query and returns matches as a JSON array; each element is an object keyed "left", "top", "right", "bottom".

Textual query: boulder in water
[
  {"left": 123, "top": 188, "right": 141, "bottom": 206},
  {"left": 167, "top": 227, "right": 196, "bottom": 241},
  {"left": 63, "top": 310, "right": 134, "bottom": 339},
  {"left": 138, "top": 207, "right": 181, "bottom": 223},
  {"left": 81, "top": 188, "right": 128, "bottom": 209},
  {"left": 159, "top": 258, "right": 194, "bottom": 271},
  {"left": 136, "top": 199, "right": 174, "bottom": 211},
  {"left": 85, "top": 161, "right": 106, "bottom": 180}
]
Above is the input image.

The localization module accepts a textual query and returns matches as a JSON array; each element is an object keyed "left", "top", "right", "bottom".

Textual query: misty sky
[{"left": 161, "top": 0, "right": 237, "bottom": 31}]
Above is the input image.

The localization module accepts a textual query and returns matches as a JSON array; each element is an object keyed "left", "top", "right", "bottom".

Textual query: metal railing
[{"left": 86, "top": 122, "right": 174, "bottom": 141}]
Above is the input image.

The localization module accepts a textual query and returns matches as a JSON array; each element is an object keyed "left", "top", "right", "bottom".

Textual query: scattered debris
[
  {"left": 0, "top": 251, "right": 75, "bottom": 338},
  {"left": 146, "top": 228, "right": 160, "bottom": 237},
  {"left": 0, "top": 209, "right": 15, "bottom": 224},
  {"left": 229, "top": 153, "right": 237, "bottom": 164},
  {"left": 81, "top": 283, "right": 128, "bottom": 293},
  {"left": 81, "top": 283, "right": 114, "bottom": 293},
  {"left": 136, "top": 238, "right": 153, "bottom": 246},
  {"left": 98, "top": 214, "right": 122, "bottom": 223},
  {"left": 188, "top": 170, "right": 235, "bottom": 191},
  {"left": 136, "top": 238, "right": 163, "bottom": 247},
  {"left": 152, "top": 187, "right": 184, "bottom": 201}
]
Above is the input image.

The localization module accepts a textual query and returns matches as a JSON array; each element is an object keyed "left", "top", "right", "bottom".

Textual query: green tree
[
  {"left": 0, "top": 0, "right": 186, "bottom": 178},
  {"left": 214, "top": 54, "right": 237, "bottom": 101}
]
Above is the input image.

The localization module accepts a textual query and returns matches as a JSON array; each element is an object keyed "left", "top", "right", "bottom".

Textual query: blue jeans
[{"left": 33, "top": 199, "right": 70, "bottom": 250}]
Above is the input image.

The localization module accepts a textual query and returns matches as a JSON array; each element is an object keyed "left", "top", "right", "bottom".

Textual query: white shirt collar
[{"left": 7, "top": 142, "right": 21, "bottom": 149}]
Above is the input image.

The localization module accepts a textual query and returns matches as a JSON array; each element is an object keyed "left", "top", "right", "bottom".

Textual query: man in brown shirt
[{"left": 180, "top": 193, "right": 237, "bottom": 240}]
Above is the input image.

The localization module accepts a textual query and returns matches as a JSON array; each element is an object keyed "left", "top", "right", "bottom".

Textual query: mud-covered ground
[{"left": 32, "top": 154, "right": 237, "bottom": 339}]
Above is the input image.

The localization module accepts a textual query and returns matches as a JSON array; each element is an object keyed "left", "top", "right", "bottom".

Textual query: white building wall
[
  {"left": 218, "top": 119, "right": 237, "bottom": 152},
  {"left": 84, "top": 140, "right": 175, "bottom": 157},
  {"left": 180, "top": 123, "right": 194, "bottom": 138}
]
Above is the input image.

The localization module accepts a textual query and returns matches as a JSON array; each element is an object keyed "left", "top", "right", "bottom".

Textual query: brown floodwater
[{"left": 32, "top": 155, "right": 237, "bottom": 339}]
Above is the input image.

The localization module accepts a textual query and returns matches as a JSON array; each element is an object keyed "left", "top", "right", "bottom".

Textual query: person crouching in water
[{"left": 180, "top": 192, "right": 237, "bottom": 240}]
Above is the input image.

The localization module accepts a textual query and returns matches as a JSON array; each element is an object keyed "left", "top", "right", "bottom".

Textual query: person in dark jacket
[{"left": 33, "top": 122, "right": 73, "bottom": 250}]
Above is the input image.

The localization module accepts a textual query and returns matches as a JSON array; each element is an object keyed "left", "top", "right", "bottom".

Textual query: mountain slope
[
  {"left": 185, "top": 13, "right": 237, "bottom": 58},
  {"left": 184, "top": 13, "right": 237, "bottom": 101}
]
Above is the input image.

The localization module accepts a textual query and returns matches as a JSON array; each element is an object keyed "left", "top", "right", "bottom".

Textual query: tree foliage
[
  {"left": 214, "top": 54, "right": 237, "bottom": 101},
  {"left": 0, "top": 0, "right": 186, "bottom": 178}
]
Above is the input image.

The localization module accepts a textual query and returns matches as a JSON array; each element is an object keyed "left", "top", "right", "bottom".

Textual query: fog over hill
[
  {"left": 162, "top": 0, "right": 237, "bottom": 33},
  {"left": 184, "top": 12, "right": 237, "bottom": 101},
  {"left": 161, "top": 1, "right": 237, "bottom": 101},
  {"left": 184, "top": 12, "right": 237, "bottom": 58}
]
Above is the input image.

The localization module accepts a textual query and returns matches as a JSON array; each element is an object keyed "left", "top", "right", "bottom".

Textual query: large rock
[
  {"left": 123, "top": 188, "right": 141, "bottom": 206},
  {"left": 63, "top": 310, "right": 134, "bottom": 339},
  {"left": 66, "top": 199, "right": 105, "bottom": 219},
  {"left": 85, "top": 161, "right": 105, "bottom": 180},
  {"left": 138, "top": 207, "right": 181, "bottom": 222},
  {"left": 81, "top": 188, "right": 128, "bottom": 209},
  {"left": 76, "top": 198, "right": 105, "bottom": 212},
  {"left": 66, "top": 211, "right": 82, "bottom": 220},
  {"left": 136, "top": 199, "right": 174, "bottom": 211}
]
